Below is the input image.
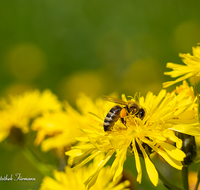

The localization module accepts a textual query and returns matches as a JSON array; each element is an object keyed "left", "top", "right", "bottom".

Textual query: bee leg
[{"left": 121, "top": 118, "right": 126, "bottom": 126}]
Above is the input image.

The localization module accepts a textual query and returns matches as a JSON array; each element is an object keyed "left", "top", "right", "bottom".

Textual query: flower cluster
[
  {"left": 40, "top": 155, "right": 130, "bottom": 190},
  {"left": 0, "top": 90, "right": 62, "bottom": 144}
]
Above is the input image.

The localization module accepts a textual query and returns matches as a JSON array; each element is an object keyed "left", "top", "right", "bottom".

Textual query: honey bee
[{"left": 103, "top": 96, "right": 145, "bottom": 131}]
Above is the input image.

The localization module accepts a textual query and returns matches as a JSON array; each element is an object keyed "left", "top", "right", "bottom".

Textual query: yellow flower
[
  {"left": 39, "top": 156, "right": 130, "bottom": 190},
  {"left": 163, "top": 44, "right": 200, "bottom": 88},
  {"left": 66, "top": 84, "right": 200, "bottom": 188},
  {"left": 32, "top": 93, "right": 114, "bottom": 152},
  {"left": 174, "top": 80, "right": 195, "bottom": 100},
  {"left": 31, "top": 107, "right": 83, "bottom": 152},
  {"left": 0, "top": 90, "right": 62, "bottom": 143}
]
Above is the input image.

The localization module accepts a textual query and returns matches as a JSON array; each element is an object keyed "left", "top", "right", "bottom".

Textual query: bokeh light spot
[
  {"left": 4, "top": 44, "right": 46, "bottom": 81},
  {"left": 121, "top": 59, "right": 163, "bottom": 95},
  {"left": 172, "top": 20, "right": 200, "bottom": 52},
  {"left": 58, "top": 71, "right": 105, "bottom": 103}
]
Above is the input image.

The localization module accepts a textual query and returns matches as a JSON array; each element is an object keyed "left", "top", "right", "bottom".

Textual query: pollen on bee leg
[{"left": 120, "top": 108, "right": 127, "bottom": 118}]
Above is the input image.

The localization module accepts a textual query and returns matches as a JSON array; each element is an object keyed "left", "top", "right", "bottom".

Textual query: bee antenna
[
  {"left": 127, "top": 95, "right": 134, "bottom": 100},
  {"left": 134, "top": 92, "right": 141, "bottom": 102}
]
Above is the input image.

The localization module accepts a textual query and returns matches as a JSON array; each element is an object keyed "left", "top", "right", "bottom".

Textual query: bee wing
[{"left": 103, "top": 95, "right": 127, "bottom": 105}]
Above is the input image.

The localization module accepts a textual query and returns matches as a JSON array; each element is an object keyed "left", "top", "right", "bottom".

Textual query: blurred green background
[{"left": 1, "top": 0, "right": 200, "bottom": 189}]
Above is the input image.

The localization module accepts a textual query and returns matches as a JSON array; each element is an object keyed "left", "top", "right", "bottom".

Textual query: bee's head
[
  {"left": 127, "top": 102, "right": 145, "bottom": 120},
  {"left": 127, "top": 102, "right": 140, "bottom": 114}
]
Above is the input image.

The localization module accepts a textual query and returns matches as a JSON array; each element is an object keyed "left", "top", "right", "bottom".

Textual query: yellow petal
[
  {"left": 136, "top": 138, "right": 158, "bottom": 186},
  {"left": 73, "top": 150, "right": 101, "bottom": 170},
  {"left": 65, "top": 149, "right": 83, "bottom": 157},
  {"left": 163, "top": 73, "right": 194, "bottom": 88},
  {"left": 148, "top": 131, "right": 166, "bottom": 141},
  {"left": 158, "top": 141, "right": 185, "bottom": 161},
  {"left": 111, "top": 145, "right": 127, "bottom": 181},
  {"left": 163, "top": 129, "right": 182, "bottom": 149},
  {"left": 171, "top": 124, "right": 200, "bottom": 136},
  {"left": 152, "top": 144, "right": 183, "bottom": 170},
  {"left": 131, "top": 139, "right": 142, "bottom": 183},
  {"left": 85, "top": 170, "right": 101, "bottom": 190},
  {"left": 85, "top": 149, "right": 115, "bottom": 189}
]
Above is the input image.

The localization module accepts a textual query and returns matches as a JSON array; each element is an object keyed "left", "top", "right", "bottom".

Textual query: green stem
[
  {"left": 182, "top": 165, "right": 189, "bottom": 190},
  {"left": 21, "top": 147, "right": 53, "bottom": 178},
  {"left": 157, "top": 168, "right": 183, "bottom": 190}
]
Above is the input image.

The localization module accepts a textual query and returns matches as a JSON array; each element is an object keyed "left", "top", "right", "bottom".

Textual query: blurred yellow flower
[
  {"left": 32, "top": 105, "right": 84, "bottom": 152},
  {"left": 163, "top": 44, "right": 200, "bottom": 88},
  {"left": 174, "top": 80, "right": 195, "bottom": 99},
  {"left": 66, "top": 84, "right": 200, "bottom": 188},
  {"left": 188, "top": 171, "right": 200, "bottom": 190},
  {"left": 32, "top": 93, "right": 114, "bottom": 152},
  {"left": 0, "top": 90, "right": 62, "bottom": 143},
  {"left": 39, "top": 156, "right": 130, "bottom": 190},
  {"left": 170, "top": 81, "right": 198, "bottom": 126}
]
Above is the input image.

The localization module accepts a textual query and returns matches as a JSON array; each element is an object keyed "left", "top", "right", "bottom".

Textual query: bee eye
[{"left": 138, "top": 109, "right": 145, "bottom": 119}]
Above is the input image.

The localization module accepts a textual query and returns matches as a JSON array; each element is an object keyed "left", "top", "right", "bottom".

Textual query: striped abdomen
[{"left": 103, "top": 105, "right": 122, "bottom": 131}]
